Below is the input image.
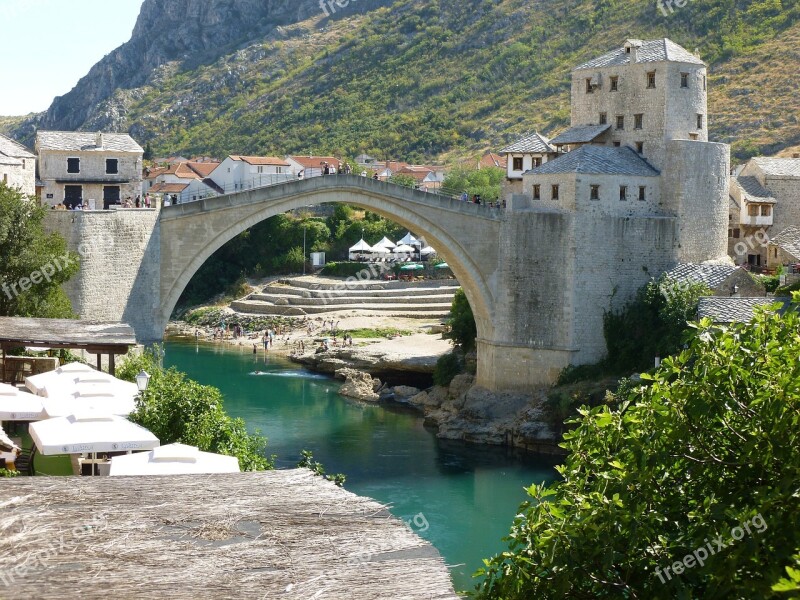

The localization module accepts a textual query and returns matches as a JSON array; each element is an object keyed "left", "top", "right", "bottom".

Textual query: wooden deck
[{"left": 0, "top": 470, "right": 459, "bottom": 599}]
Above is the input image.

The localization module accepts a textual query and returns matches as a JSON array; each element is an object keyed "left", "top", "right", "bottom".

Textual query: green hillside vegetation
[{"left": 80, "top": 0, "right": 800, "bottom": 163}]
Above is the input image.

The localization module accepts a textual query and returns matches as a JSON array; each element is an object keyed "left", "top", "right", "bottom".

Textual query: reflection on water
[{"left": 165, "top": 341, "right": 560, "bottom": 592}]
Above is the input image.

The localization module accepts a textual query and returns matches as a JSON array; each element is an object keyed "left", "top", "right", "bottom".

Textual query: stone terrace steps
[{"left": 230, "top": 276, "right": 458, "bottom": 318}]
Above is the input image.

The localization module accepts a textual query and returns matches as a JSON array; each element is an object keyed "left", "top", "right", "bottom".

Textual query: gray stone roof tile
[
  {"left": 499, "top": 132, "right": 555, "bottom": 154},
  {"left": 734, "top": 175, "right": 776, "bottom": 203},
  {"left": 770, "top": 226, "right": 800, "bottom": 261},
  {"left": 664, "top": 263, "right": 740, "bottom": 289},
  {"left": 697, "top": 296, "right": 791, "bottom": 323},
  {"left": 0, "top": 133, "right": 35, "bottom": 159},
  {"left": 525, "top": 145, "right": 659, "bottom": 177},
  {"left": 550, "top": 124, "right": 610, "bottom": 145},
  {"left": 751, "top": 157, "right": 800, "bottom": 178},
  {"left": 575, "top": 38, "right": 704, "bottom": 70},
  {"left": 36, "top": 131, "right": 143, "bottom": 153}
]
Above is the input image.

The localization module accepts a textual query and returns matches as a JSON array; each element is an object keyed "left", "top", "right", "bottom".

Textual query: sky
[{"left": 0, "top": 0, "right": 145, "bottom": 115}]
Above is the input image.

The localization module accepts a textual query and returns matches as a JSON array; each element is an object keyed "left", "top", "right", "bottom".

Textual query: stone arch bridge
[{"left": 45, "top": 174, "right": 687, "bottom": 392}]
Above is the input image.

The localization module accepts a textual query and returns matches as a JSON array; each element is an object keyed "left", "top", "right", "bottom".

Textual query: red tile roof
[
  {"left": 288, "top": 156, "right": 342, "bottom": 169},
  {"left": 188, "top": 162, "right": 221, "bottom": 177},
  {"left": 480, "top": 152, "right": 507, "bottom": 168},
  {"left": 150, "top": 183, "right": 189, "bottom": 194},
  {"left": 232, "top": 155, "right": 290, "bottom": 167}
]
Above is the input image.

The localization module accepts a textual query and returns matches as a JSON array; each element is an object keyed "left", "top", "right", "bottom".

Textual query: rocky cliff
[{"left": 29, "top": 0, "right": 378, "bottom": 134}]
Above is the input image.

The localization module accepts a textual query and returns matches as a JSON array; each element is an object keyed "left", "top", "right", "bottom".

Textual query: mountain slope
[{"left": 11, "top": 0, "right": 800, "bottom": 162}]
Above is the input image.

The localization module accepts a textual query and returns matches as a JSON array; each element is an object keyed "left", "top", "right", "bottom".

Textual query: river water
[{"left": 165, "top": 341, "right": 559, "bottom": 592}]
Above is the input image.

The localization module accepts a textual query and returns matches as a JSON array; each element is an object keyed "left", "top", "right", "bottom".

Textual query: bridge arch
[{"left": 158, "top": 175, "right": 502, "bottom": 351}]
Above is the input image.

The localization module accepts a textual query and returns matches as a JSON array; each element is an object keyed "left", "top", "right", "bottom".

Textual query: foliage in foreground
[
  {"left": 118, "top": 348, "right": 273, "bottom": 471},
  {"left": 0, "top": 183, "right": 78, "bottom": 318},
  {"left": 433, "top": 351, "right": 462, "bottom": 387},
  {"left": 477, "top": 300, "right": 800, "bottom": 599}
]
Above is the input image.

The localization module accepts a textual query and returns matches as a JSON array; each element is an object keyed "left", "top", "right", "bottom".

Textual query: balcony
[{"left": 740, "top": 213, "right": 773, "bottom": 227}]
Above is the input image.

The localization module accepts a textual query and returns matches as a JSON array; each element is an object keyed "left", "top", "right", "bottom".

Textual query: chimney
[
  {"left": 625, "top": 39, "right": 643, "bottom": 64},
  {"left": 96, "top": 132, "right": 104, "bottom": 148}
]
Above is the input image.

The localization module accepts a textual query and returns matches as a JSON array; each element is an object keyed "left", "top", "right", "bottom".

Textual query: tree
[
  {"left": 446, "top": 288, "right": 477, "bottom": 352},
  {"left": 442, "top": 165, "right": 504, "bottom": 201},
  {"left": 0, "top": 183, "right": 78, "bottom": 318},
  {"left": 388, "top": 173, "right": 418, "bottom": 188},
  {"left": 143, "top": 141, "right": 154, "bottom": 161},
  {"left": 477, "top": 299, "right": 800, "bottom": 599},
  {"left": 118, "top": 349, "right": 273, "bottom": 471}
]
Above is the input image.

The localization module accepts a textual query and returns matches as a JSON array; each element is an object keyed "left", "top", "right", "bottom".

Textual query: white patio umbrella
[
  {"left": 109, "top": 443, "right": 240, "bottom": 476},
  {"left": 42, "top": 389, "right": 137, "bottom": 418},
  {"left": 25, "top": 362, "right": 95, "bottom": 395},
  {"left": 394, "top": 244, "right": 416, "bottom": 253},
  {"left": 420, "top": 246, "right": 437, "bottom": 256},
  {"left": 0, "top": 383, "right": 46, "bottom": 421},
  {"left": 29, "top": 413, "right": 159, "bottom": 456},
  {"left": 374, "top": 236, "right": 396, "bottom": 249},
  {"left": 370, "top": 245, "right": 390, "bottom": 254}
]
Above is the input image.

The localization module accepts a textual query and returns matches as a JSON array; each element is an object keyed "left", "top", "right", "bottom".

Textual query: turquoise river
[{"left": 165, "top": 341, "right": 559, "bottom": 592}]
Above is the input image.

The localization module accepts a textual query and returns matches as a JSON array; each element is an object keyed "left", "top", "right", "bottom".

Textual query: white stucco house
[
  {"left": 208, "top": 155, "right": 294, "bottom": 193},
  {"left": 36, "top": 131, "right": 143, "bottom": 209},
  {"left": 0, "top": 133, "right": 36, "bottom": 196}
]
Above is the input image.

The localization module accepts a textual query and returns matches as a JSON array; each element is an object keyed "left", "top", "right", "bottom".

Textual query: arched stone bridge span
[{"left": 159, "top": 175, "right": 510, "bottom": 389}]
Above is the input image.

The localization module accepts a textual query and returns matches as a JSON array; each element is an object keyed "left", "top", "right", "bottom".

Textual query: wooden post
[
  {"left": 109, "top": 354, "right": 115, "bottom": 376},
  {"left": 96, "top": 354, "right": 102, "bottom": 372}
]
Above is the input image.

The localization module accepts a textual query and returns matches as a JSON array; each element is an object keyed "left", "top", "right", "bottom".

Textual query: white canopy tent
[
  {"left": 25, "top": 362, "right": 95, "bottom": 396},
  {"left": 0, "top": 383, "right": 46, "bottom": 421},
  {"left": 394, "top": 244, "right": 416, "bottom": 254},
  {"left": 29, "top": 413, "right": 159, "bottom": 456},
  {"left": 396, "top": 232, "right": 419, "bottom": 246},
  {"left": 109, "top": 443, "right": 240, "bottom": 476},
  {"left": 374, "top": 236, "right": 397, "bottom": 249},
  {"left": 348, "top": 239, "right": 374, "bottom": 253}
]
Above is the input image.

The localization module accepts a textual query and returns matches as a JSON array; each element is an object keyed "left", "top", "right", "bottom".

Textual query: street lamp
[
  {"left": 303, "top": 225, "right": 307, "bottom": 275},
  {"left": 135, "top": 370, "right": 151, "bottom": 393}
]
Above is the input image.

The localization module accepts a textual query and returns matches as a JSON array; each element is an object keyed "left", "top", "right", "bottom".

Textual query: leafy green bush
[
  {"left": 775, "top": 279, "right": 800, "bottom": 296},
  {"left": 477, "top": 299, "right": 800, "bottom": 598},
  {"left": 0, "top": 468, "right": 19, "bottom": 477},
  {"left": 320, "top": 262, "right": 370, "bottom": 277},
  {"left": 433, "top": 351, "right": 462, "bottom": 387},
  {"left": 297, "top": 450, "right": 346, "bottom": 486},
  {"left": 118, "top": 348, "right": 273, "bottom": 471},
  {"left": 445, "top": 288, "right": 477, "bottom": 352},
  {"left": 345, "top": 328, "right": 412, "bottom": 338}
]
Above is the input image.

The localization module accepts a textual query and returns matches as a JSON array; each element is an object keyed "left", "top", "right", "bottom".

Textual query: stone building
[
  {"left": 36, "top": 131, "right": 143, "bottom": 209},
  {"left": 728, "top": 156, "right": 800, "bottom": 268},
  {"left": 498, "top": 38, "right": 729, "bottom": 366},
  {"left": 0, "top": 134, "right": 36, "bottom": 196},
  {"left": 498, "top": 133, "right": 554, "bottom": 199}
]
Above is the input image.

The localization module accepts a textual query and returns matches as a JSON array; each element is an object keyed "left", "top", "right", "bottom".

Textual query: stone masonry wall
[
  {"left": 43, "top": 209, "right": 161, "bottom": 342},
  {"left": 0, "top": 159, "right": 35, "bottom": 196}
]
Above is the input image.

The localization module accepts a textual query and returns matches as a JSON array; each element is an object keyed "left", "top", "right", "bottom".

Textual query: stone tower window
[
  {"left": 613, "top": 141, "right": 621, "bottom": 147},
  {"left": 748, "top": 205, "right": 759, "bottom": 217},
  {"left": 106, "top": 159, "right": 118, "bottom": 174},
  {"left": 551, "top": 184, "right": 560, "bottom": 200},
  {"left": 697, "top": 114, "right": 704, "bottom": 129},
  {"left": 610, "top": 76, "right": 619, "bottom": 91},
  {"left": 638, "top": 186, "right": 646, "bottom": 201},
  {"left": 533, "top": 157, "right": 542, "bottom": 167},
  {"left": 590, "top": 185, "right": 600, "bottom": 200},
  {"left": 636, "top": 142, "right": 644, "bottom": 154},
  {"left": 512, "top": 157, "right": 523, "bottom": 171},
  {"left": 599, "top": 112, "right": 607, "bottom": 125},
  {"left": 616, "top": 115, "right": 625, "bottom": 130},
  {"left": 586, "top": 78, "right": 594, "bottom": 93},
  {"left": 680, "top": 73, "right": 689, "bottom": 88},
  {"left": 67, "top": 158, "right": 80, "bottom": 174},
  {"left": 647, "top": 71, "right": 656, "bottom": 89},
  {"left": 703, "top": 75, "right": 707, "bottom": 90},
  {"left": 689, "top": 133, "right": 699, "bottom": 140},
  {"left": 634, "top": 114, "right": 643, "bottom": 129},
  {"left": 533, "top": 184, "right": 541, "bottom": 200},
  {"left": 619, "top": 185, "right": 627, "bottom": 201},
  {"left": 761, "top": 205, "right": 771, "bottom": 216}
]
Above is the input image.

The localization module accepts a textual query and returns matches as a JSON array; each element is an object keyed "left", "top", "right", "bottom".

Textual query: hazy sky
[{"left": 0, "top": 0, "right": 145, "bottom": 115}]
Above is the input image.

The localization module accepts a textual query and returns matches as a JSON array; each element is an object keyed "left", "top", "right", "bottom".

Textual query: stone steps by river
[{"left": 230, "top": 277, "right": 458, "bottom": 317}]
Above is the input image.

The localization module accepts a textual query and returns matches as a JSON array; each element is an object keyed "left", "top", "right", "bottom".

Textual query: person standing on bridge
[{"left": 345, "top": 163, "right": 352, "bottom": 175}]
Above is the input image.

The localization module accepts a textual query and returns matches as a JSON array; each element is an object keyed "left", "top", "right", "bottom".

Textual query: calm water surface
[{"left": 165, "top": 341, "right": 559, "bottom": 592}]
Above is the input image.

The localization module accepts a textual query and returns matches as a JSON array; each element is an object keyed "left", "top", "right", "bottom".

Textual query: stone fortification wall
[
  {"left": 570, "top": 213, "right": 677, "bottom": 364},
  {"left": 0, "top": 160, "right": 35, "bottom": 196},
  {"left": 663, "top": 140, "right": 730, "bottom": 263},
  {"left": 43, "top": 209, "right": 161, "bottom": 342}
]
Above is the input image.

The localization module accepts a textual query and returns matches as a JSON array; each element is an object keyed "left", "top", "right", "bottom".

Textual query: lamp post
[
  {"left": 136, "top": 370, "right": 151, "bottom": 395},
  {"left": 303, "top": 225, "right": 307, "bottom": 275}
]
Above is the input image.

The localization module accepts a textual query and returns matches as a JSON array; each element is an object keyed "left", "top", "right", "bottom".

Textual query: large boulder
[
  {"left": 393, "top": 385, "right": 420, "bottom": 400},
  {"left": 338, "top": 370, "right": 380, "bottom": 402},
  {"left": 448, "top": 373, "right": 474, "bottom": 400}
]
